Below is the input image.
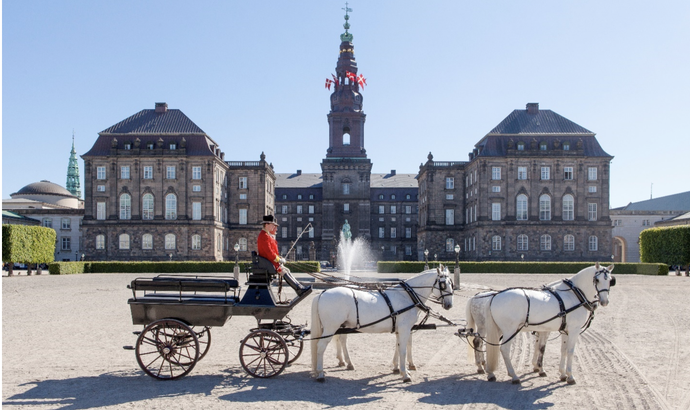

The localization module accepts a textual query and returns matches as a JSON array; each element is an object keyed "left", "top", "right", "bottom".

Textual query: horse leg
[
  {"left": 335, "top": 335, "right": 345, "bottom": 367},
  {"left": 532, "top": 332, "right": 548, "bottom": 377},
  {"left": 392, "top": 333, "right": 400, "bottom": 374},
  {"left": 397, "top": 330, "right": 413, "bottom": 382},
  {"left": 339, "top": 334, "right": 354, "bottom": 370},
  {"left": 559, "top": 334, "right": 568, "bottom": 382},
  {"left": 562, "top": 333, "right": 578, "bottom": 385},
  {"left": 500, "top": 338, "right": 521, "bottom": 384},
  {"left": 406, "top": 336, "right": 416, "bottom": 371}
]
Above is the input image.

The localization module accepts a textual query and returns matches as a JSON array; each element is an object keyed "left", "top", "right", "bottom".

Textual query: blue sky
[{"left": 2, "top": 0, "right": 689, "bottom": 208}]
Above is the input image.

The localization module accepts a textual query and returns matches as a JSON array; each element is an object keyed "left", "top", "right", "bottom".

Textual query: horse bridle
[
  {"left": 593, "top": 268, "right": 616, "bottom": 298},
  {"left": 430, "top": 273, "right": 454, "bottom": 304}
]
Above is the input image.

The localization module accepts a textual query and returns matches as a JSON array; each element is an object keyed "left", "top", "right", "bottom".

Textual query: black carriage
[{"left": 127, "top": 252, "right": 312, "bottom": 380}]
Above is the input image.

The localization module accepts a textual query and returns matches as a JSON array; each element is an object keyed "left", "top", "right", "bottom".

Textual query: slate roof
[
  {"left": 487, "top": 108, "right": 593, "bottom": 135},
  {"left": 100, "top": 108, "right": 205, "bottom": 135},
  {"left": 370, "top": 173, "right": 417, "bottom": 188},
  {"left": 617, "top": 191, "right": 690, "bottom": 212},
  {"left": 275, "top": 172, "right": 418, "bottom": 189}
]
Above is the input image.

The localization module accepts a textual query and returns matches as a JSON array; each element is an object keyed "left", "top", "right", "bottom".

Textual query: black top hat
[{"left": 262, "top": 215, "right": 279, "bottom": 226}]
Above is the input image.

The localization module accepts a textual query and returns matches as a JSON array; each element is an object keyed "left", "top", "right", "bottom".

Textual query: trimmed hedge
[
  {"left": 48, "top": 260, "right": 321, "bottom": 275},
  {"left": 640, "top": 225, "right": 690, "bottom": 267},
  {"left": 2, "top": 224, "right": 56, "bottom": 264},
  {"left": 377, "top": 261, "right": 667, "bottom": 275}
]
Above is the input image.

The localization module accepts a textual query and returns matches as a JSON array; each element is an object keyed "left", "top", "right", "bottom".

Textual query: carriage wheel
[
  {"left": 283, "top": 333, "right": 304, "bottom": 364},
  {"left": 239, "top": 329, "right": 289, "bottom": 378},
  {"left": 135, "top": 319, "right": 200, "bottom": 380},
  {"left": 191, "top": 326, "right": 212, "bottom": 361}
]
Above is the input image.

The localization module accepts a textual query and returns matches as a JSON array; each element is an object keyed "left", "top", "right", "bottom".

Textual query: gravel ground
[{"left": 2, "top": 270, "right": 689, "bottom": 409}]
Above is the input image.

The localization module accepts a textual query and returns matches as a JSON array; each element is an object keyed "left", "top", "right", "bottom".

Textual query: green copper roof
[
  {"left": 66, "top": 132, "right": 81, "bottom": 198},
  {"left": 340, "top": 3, "right": 353, "bottom": 42}
]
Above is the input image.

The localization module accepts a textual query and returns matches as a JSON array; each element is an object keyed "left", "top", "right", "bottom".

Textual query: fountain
[{"left": 337, "top": 220, "right": 375, "bottom": 280}]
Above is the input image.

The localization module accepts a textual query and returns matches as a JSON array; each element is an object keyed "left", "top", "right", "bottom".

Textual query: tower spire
[
  {"left": 340, "top": 2, "right": 353, "bottom": 42},
  {"left": 66, "top": 130, "right": 82, "bottom": 198}
]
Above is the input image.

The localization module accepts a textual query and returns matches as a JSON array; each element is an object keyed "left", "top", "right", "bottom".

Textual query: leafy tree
[
  {"left": 640, "top": 226, "right": 690, "bottom": 267},
  {"left": 2, "top": 225, "right": 56, "bottom": 274}
]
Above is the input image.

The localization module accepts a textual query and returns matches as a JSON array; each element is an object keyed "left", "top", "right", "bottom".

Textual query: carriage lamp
[{"left": 424, "top": 249, "right": 429, "bottom": 270}]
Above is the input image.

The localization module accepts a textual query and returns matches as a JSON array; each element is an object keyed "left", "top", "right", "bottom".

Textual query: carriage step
[{"left": 123, "top": 345, "right": 135, "bottom": 350}]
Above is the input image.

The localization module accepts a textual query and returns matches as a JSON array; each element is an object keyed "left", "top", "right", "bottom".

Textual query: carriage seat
[{"left": 248, "top": 251, "right": 277, "bottom": 284}]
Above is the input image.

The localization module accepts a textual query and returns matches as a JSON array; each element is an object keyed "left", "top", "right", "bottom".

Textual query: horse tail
[
  {"left": 311, "top": 294, "right": 323, "bottom": 374},
  {"left": 466, "top": 298, "right": 477, "bottom": 363},
  {"left": 484, "top": 302, "right": 501, "bottom": 375}
]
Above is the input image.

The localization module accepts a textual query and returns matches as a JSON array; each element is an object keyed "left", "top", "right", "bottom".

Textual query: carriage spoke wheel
[
  {"left": 135, "top": 319, "right": 200, "bottom": 380},
  {"left": 239, "top": 329, "right": 288, "bottom": 378},
  {"left": 190, "top": 326, "right": 212, "bottom": 362},
  {"left": 283, "top": 333, "right": 304, "bottom": 364}
]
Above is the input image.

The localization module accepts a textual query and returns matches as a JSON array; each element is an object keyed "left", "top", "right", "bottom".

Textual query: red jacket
[{"left": 258, "top": 229, "right": 282, "bottom": 272}]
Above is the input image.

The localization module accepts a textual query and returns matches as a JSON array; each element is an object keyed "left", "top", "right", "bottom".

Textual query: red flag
[
  {"left": 346, "top": 71, "right": 356, "bottom": 82},
  {"left": 325, "top": 79, "right": 332, "bottom": 90},
  {"left": 331, "top": 74, "right": 339, "bottom": 87},
  {"left": 357, "top": 74, "right": 367, "bottom": 88}
]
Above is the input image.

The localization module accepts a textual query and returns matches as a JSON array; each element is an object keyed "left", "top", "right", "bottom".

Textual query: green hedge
[
  {"left": 377, "top": 261, "right": 667, "bottom": 275},
  {"left": 640, "top": 225, "right": 690, "bottom": 266},
  {"left": 48, "top": 260, "right": 321, "bottom": 275},
  {"left": 2, "top": 224, "right": 56, "bottom": 264}
]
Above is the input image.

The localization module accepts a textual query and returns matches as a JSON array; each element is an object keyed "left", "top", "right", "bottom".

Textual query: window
[
  {"left": 540, "top": 142, "right": 547, "bottom": 151},
  {"left": 97, "top": 185, "right": 106, "bottom": 192},
  {"left": 239, "top": 193, "right": 246, "bottom": 200},
  {"left": 642, "top": 220, "right": 651, "bottom": 226},
  {"left": 390, "top": 205, "right": 397, "bottom": 214},
  {"left": 492, "top": 167, "right": 501, "bottom": 180},
  {"left": 308, "top": 205, "right": 314, "bottom": 214},
  {"left": 119, "top": 234, "right": 129, "bottom": 250},
  {"left": 297, "top": 194, "right": 302, "bottom": 200},
  {"left": 343, "top": 132, "right": 350, "bottom": 145},
  {"left": 445, "top": 209, "right": 454, "bottom": 225},
  {"left": 61, "top": 237, "right": 71, "bottom": 250},
  {"left": 165, "top": 234, "right": 176, "bottom": 250},
  {"left": 192, "top": 235, "right": 201, "bottom": 250},
  {"left": 446, "top": 238, "right": 455, "bottom": 252},
  {"left": 539, "top": 195, "right": 551, "bottom": 221},
  {"left": 492, "top": 203, "right": 501, "bottom": 221},
  {"left": 281, "top": 194, "right": 287, "bottom": 200},
  {"left": 42, "top": 218, "right": 52, "bottom": 228},
  {"left": 97, "top": 202, "right": 106, "bottom": 220},
  {"left": 239, "top": 238, "right": 248, "bottom": 251},
  {"left": 192, "top": 202, "right": 201, "bottom": 220},
  {"left": 589, "top": 186, "right": 597, "bottom": 193},
  {"left": 379, "top": 205, "right": 385, "bottom": 214},
  {"left": 97, "top": 166, "right": 106, "bottom": 180},
  {"left": 406, "top": 194, "right": 411, "bottom": 200},
  {"left": 143, "top": 166, "right": 153, "bottom": 179},
  {"left": 121, "top": 166, "right": 130, "bottom": 179},
  {"left": 405, "top": 227, "right": 411, "bottom": 238},
  {"left": 541, "top": 167, "right": 550, "bottom": 180},
  {"left": 282, "top": 227, "right": 288, "bottom": 238},
  {"left": 166, "top": 166, "right": 176, "bottom": 179},
  {"left": 142, "top": 194, "right": 154, "bottom": 220},
  {"left": 446, "top": 194, "right": 454, "bottom": 200},
  {"left": 405, "top": 246, "right": 412, "bottom": 256},
  {"left": 517, "top": 234, "right": 529, "bottom": 251},
  {"left": 120, "top": 193, "right": 131, "bottom": 220},
  {"left": 517, "top": 194, "right": 528, "bottom": 221},
  {"left": 589, "top": 236, "right": 598, "bottom": 251},
  {"left": 146, "top": 142, "right": 154, "bottom": 150},
  {"left": 613, "top": 219, "right": 622, "bottom": 226},
  {"left": 192, "top": 166, "right": 202, "bottom": 180},
  {"left": 564, "top": 235, "right": 575, "bottom": 251},
  {"left": 378, "top": 194, "right": 384, "bottom": 200},
  {"left": 492, "top": 236, "right": 501, "bottom": 251},
  {"left": 282, "top": 205, "right": 288, "bottom": 214},
  {"left": 564, "top": 167, "right": 573, "bottom": 180},
  {"left": 96, "top": 235, "right": 105, "bottom": 250},
  {"left": 165, "top": 194, "right": 177, "bottom": 220},
  {"left": 588, "top": 167, "right": 597, "bottom": 181},
  {"left": 193, "top": 185, "right": 201, "bottom": 192},
  {"left": 391, "top": 227, "right": 397, "bottom": 238},
  {"left": 391, "top": 194, "right": 396, "bottom": 200},
  {"left": 239, "top": 177, "right": 248, "bottom": 189},
  {"left": 239, "top": 209, "right": 248, "bottom": 225},
  {"left": 405, "top": 205, "right": 412, "bottom": 214},
  {"left": 517, "top": 142, "right": 525, "bottom": 151},
  {"left": 169, "top": 143, "right": 177, "bottom": 150},
  {"left": 445, "top": 177, "right": 454, "bottom": 189},
  {"left": 142, "top": 234, "right": 153, "bottom": 250},
  {"left": 376, "top": 227, "right": 384, "bottom": 238},
  {"left": 61, "top": 218, "right": 71, "bottom": 229},
  {"left": 309, "top": 226, "right": 314, "bottom": 238},
  {"left": 296, "top": 205, "right": 303, "bottom": 214},
  {"left": 563, "top": 142, "right": 570, "bottom": 151},
  {"left": 563, "top": 195, "right": 574, "bottom": 221},
  {"left": 124, "top": 142, "right": 131, "bottom": 150},
  {"left": 342, "top": 183, "right": 350, "bottom": 195},
  {"left": 540, "top": 235, "right": 552, "bottom": 251},
  {"left": 517, "top": 166, "right": 527, "bottom": 180},
  {"left": 344, "top": 203, "right": 350, "bottom": 212},
  {"left": 588, "top": 203, "right": 597, "bottom": 221},
  {"left": 492, "top": 186, "right": 500, "bottom": 193}
]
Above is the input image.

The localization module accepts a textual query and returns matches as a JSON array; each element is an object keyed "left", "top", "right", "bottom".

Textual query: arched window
[
  {"left": 192, "top": 235, "right": 201, "bottom": 250},
  {"left": 239, "top": 237, "right": 248, "bottom": 251},
  {"left": 564, "top": 234, "right": 575, "bottom": 251},
  {"left": 517, "top": 194, "right": 528, "bottom": 221},
  {"left": 343, "top": 132, "right": 350, "bottom": 146},
  {"left": 119, "top": 193, "right": 131, "bottom": 220},
  {"left": 539, "top": 194, "right": 551, "bottom": 220},
  {"left": 165, "top": 194, "right": 177, "bottom": 220},
  {"left": 96, "top": 235, "right": 105, "bottom": 250},
  {"left": 142, "top": 234, "right": 153, "bottom": 250},
  {"left": 540, "top": 234, "right": 552, "bottom": 250},
  {"left": 165, "top": 234, "right": 176, "bottom": 250},
  {"left": 142, "top": 194, "right": 154, "bottom": 220},
  {"left": 562, "top": 195, "right": 574, "bottom": 221},
  {"left": 492, "top": 235, "right": 501, "bottom": 251},
  {"left": 517, "top": 234, "right": 529, "bottom": 251},
  {"left": 119, "top": 234, "right": 130, "bottom": 249},
  {"left": 589, "top": 236, "right": 598, "bottom": 251}
]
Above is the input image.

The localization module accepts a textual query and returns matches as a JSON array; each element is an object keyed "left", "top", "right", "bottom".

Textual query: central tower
[{"left": 320, "top": 5, "right": 372, "bottom": 258}]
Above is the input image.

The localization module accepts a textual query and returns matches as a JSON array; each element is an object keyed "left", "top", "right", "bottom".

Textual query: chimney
[
  {"left": 220, "top": 152, "right": 225, "bottom": 160},
  {"left": 391, "top": 169, "right": 396, "bottom": 176},
  {"left": 155, "top": 102, "right": 168, "bottom": 113},
  {"left": 296, "top": 170, "right": 302, "bottom": 175},
  {"left": 526, "top": 102, "right": 539, "bottom": 115}
]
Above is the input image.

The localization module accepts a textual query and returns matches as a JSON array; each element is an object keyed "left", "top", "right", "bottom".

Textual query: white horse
[
  {"left": 333, "top": 327, "right": 417, "bottom": 374},
  {"left": 311, "top": 266, "right": 454, "bottom": 382},
  {"left": 466, "top": 263, "right": 615, "bottom": 384}
]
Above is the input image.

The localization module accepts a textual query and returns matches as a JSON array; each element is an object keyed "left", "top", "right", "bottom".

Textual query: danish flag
[
  {"left": 325, "top": 79, "right": 333, "bottom": 90},
  {"left": 357, "top": 74, "right": 367, "bottom": 88},
  {"left": 346, "top": 71, "right": 356, "bottom": 82}
]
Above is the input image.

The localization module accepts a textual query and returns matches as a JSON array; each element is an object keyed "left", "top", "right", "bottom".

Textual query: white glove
[{"left": 279, "top": 257, "right": 286, "bottom": 265}]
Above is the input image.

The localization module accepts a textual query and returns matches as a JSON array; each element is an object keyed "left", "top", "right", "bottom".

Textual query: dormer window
[
  {"left": 517, "top": 142, "right": 525, "bottom": 151},
  {"left": 124, "top": 143, "right": 131, "bottom": 150},
  {"left": 169, "top": 143, "right": 177, "bottom": 150},
  {"left": 563, "top": 142, "right": 570, "bottom": 151},
  {"left": 540, "top": 142, "right": 547, "bottom": 151},
  {"left": 146, "top": 142, "right": 154, "bottom": 150}
]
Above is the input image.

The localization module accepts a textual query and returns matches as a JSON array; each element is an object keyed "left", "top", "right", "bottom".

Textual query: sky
[{"left": 2, "top": 0, "right": 689, "bottom": 208}]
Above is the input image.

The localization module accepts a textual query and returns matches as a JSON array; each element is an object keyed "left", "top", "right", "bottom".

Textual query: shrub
[
  {"left": 640, "top": 226, "right": 690, "bottom": 267},
  {"left": 48, "top": 260, "right": 321, "bottom": 275},
  {"left": 2, "top": 225, "right": 56, "bottom": 265},
  {"left": 377, "top": 261, "right": 666, "bottom": 275}
]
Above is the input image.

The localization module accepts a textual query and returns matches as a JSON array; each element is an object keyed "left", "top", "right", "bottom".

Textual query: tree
[{"left": 2, "top": 225, "right": 56, "bottom": 276}]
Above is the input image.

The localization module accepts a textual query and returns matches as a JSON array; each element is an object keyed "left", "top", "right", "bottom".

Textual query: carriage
[{"left": 127, "top": 252, "right": 311, "bottom": 380}]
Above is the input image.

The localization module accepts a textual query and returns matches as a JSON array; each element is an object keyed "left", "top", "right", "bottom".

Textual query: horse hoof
[
  {"left": 337, "top": 362, "right": 345, "bottom": 367},
  {"left": 488, "top": 376, "right": 496, "bottom": 382},
  {"left": 392, "top": 368, "right": 400, "bottom": 374},
  {"left": 477, "top": 369, "right": 485, "bottom": 374},
  {"left": 567, "top": 379, "right": 576, "bottom": 385},
  {"left": 560, "top": 376, "right": 567, "bottom": 382},
  {"left": 408, "top": 365, "right": 417, "bottom": 371},
  {"left": 539, "top": 372, "right": 547, "bottom": 377},
  {"left": 511, "top": 379, "right": 521, "bottom": 385},
  {"left": 316, "top": 377, "right": 325, "bottom": 383},
  {"left": 403, "top": 377, "right": 412, "bottom": 383},
  {"left": 346, "top": 364, "right": 355, "bottom": 371}
]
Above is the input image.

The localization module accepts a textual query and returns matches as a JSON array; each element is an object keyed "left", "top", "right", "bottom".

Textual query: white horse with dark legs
[
  {"left": 311, "top": 266, "right": 454, "bottom": 382},
  {"left": 466, "top": 263, "right": 615, "bottom": 385}
]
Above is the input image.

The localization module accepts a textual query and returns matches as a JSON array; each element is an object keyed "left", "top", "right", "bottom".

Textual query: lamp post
[
  {"left": 169, "top": 253, "right": 173, "bottom": 261},
  {"left": 81, "top": 253, "right": 85, "bottom": 262},
  {"left": 454, "top": 244, "right": 461, "bottom": 290},
  {"left": 424, "top": 249, "right": 429, "bottom": 270},
  {"left": 234, "top": 243, "right": 241, "bottom": 280},
  {"left": 381, "top": 246, "right": 385, "bottom": 261},
  {"left": 521, "top": 254, "right": 524, "bottom": 262}
]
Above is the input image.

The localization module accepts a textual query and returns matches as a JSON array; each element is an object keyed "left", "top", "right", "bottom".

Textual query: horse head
[
  {"left": 593, "top": 262, "right": 615, "bottom": 306},
  {"left": 433, "top": 264, "right": 454, "bottom": 310}
]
